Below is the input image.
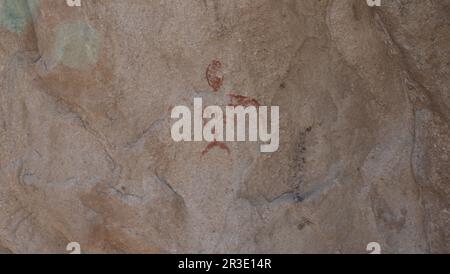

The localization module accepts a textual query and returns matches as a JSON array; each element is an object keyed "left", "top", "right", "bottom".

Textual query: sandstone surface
[{"left": 0, "top": 0, "right": 448, "bottom": 253}]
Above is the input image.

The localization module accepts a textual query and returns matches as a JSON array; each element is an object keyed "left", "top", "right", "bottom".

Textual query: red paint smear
[
  {"left": 206, "top": 60, "right": 224, "bottom": 92},
  {"left": 228, "top": 93, "right": 260, "bottom": 107},
  {"left": 201, "top": 141, "right": 230, "bottom": 156}
]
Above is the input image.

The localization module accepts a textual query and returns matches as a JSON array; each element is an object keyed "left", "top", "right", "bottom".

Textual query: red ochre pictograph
[
  {"left": 228, "top": 94, "right": 261, "bottom": 107},
  {"left": 206, "top": 60, "right": 224, "bottom": 92},
  {"left": 201, "top": 60, "right": 261, "bottom": 157},
  {"left": 201, "top": 141, "right": 231, "bottom": 156}
]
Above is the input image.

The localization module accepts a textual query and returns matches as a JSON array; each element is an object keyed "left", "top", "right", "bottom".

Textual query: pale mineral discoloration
[
  {"left": 54, "top": 21, "right": 100, "bottom": 70},
  {"left": 0, "top": 0, "right": 39, "bottom": 34},
  {"left": 0, "top": 0, "right": 448, "bottom": 253}
]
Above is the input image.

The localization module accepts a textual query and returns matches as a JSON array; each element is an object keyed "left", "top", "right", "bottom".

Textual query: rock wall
[{"left": 0, "top": 0, "right": 448, "bottom": 253}]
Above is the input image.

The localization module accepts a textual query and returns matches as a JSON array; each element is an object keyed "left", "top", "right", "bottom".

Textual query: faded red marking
[
  {"left": 206, "top": 60, "right": 224, "bottom": 92},
  {"left": 200, "top": 93, "right": 261, "bottom": 157},
  {"left": 201, "top": 141, "right": 230, "bottom": 156},
  {"left": 228, "top": 93, "right": 261, "bottom": 107}
]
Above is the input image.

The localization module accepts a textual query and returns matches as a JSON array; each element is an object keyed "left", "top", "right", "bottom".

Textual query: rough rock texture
[{"left": 0, "top": 0, "right": 449, "bottom": 253}]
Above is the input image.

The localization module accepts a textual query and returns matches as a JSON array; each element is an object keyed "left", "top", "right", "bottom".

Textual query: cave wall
[{"left": 0, "top": 0, "right": 448, "bottom": 253}]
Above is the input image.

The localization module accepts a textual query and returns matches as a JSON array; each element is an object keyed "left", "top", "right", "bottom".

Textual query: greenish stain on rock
[
  {"left": 27, "top": 0, "right": 40, "bottom": 12},
  {"left": 0, "top": 0, "right": 39, "bottom": 34},
  {"left": 54, "top": 21, "right": 101, "bottom": 70}
]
